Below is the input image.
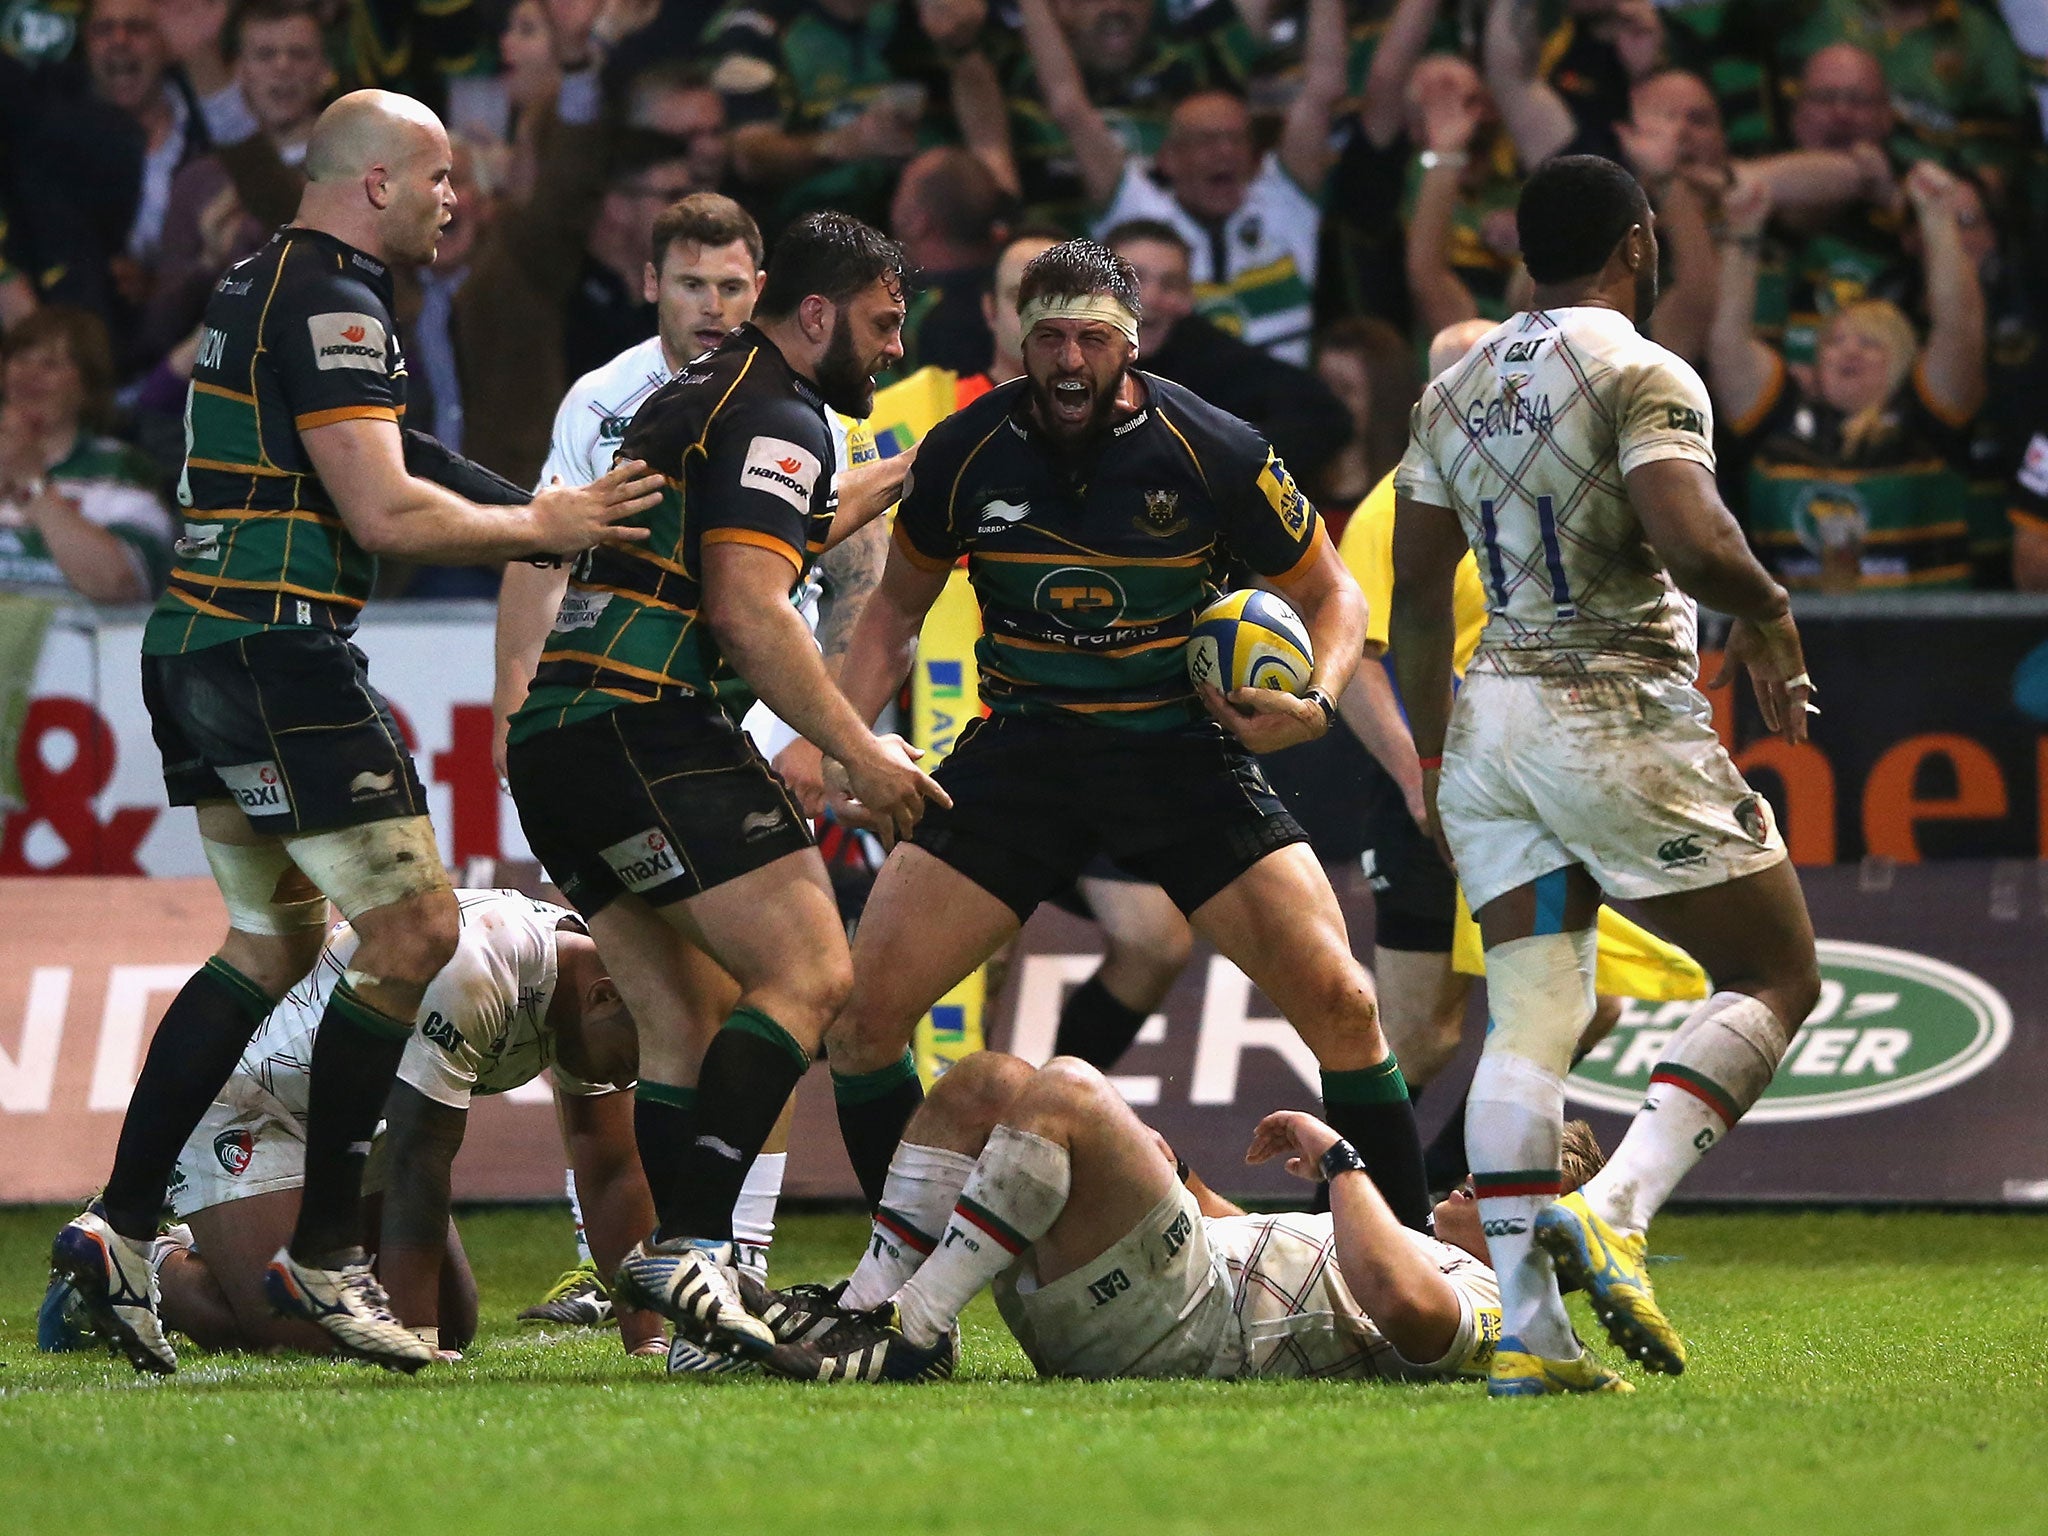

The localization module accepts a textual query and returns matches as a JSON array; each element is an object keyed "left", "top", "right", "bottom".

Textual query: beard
[
  {"left": 1633, "top": 256, "right": 1660, "bottom": 325},
  {"left": 814, "top": 316, "right": 877, "bottom": 417},
  {"left": 1027, "top": 363, "right": 1129, "bottom": 453}
]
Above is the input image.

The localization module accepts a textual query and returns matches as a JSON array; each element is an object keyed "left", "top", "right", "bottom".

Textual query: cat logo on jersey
[
  {"left": 1503, "top": 338, "right": 1545, "bottom": 364},
  {"left": 1136, "top": 489, "right": 1187, "bottom": 537},
  {"left": 1257, "top": 453, "right": 1308, "bottom": 538}
]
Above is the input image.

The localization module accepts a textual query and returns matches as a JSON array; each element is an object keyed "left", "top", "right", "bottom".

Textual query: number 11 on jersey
[{"left": 1478, "top": 495, "right": 1577, "bottom": 620}]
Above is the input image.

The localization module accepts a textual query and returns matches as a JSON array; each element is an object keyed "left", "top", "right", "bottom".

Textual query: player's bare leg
[
  {"left": 1054, "top": 878, "right": 1193, "bottom": 1067},
  {"left": 1189, "top": 843, "right": 1430, "bottom": 1228},
  {"left": 825, "top": 844, "right": 1021, "bottom": 1205},
  {"left": 1375, "top": 948, "right": 1471, "bottom": 1091},
  {"left": 53, "top": 802, "right": 328, "bottom": 1373},
  {"left": 1536, "top": 861, "right": 1820, "bottom": 1373},
  {"left": 171, "top": 1194, "right": 337, "bottom": 1354}
]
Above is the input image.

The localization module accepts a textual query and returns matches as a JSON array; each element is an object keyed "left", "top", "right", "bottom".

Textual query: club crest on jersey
[
  {"left": 1135, "top": 489, "right": 1187, "bottom": 537},
  {"left": 601, "top": 828, "right": 682, "bottom": 894},
  {"left": 218, "top": 760, "right": 290, "bottom": 816},
  {"left": 213, "top": 1130, "right": 254, "bottom": 1176}
]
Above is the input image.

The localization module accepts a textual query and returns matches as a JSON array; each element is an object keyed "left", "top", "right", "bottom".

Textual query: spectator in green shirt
[{"left": 0, "top": 305, "right": 172, "bottom": 602}]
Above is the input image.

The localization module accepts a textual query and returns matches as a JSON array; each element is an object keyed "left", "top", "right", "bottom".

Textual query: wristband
[
  {"left": 1417, "top": 754, "right": 1443, "bottom": 771},
  {"left": 1319, "top": 1139, "right": 1369, "bottom": 1182},
  {"left": 1175, "top": 1156, "right": 1192, "bottom": 1186},
  {"left": 1303, "top": 685, "right": 1338, "bottom": 730}
]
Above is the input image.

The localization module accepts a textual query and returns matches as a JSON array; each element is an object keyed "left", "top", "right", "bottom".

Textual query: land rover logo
[{"left": 1567, "top": 941, "right": 2011, "bottom": 1123}]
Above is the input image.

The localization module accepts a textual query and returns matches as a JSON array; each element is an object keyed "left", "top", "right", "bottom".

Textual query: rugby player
[
  {"left": 52, "top": 90, "right": 662, "bottom": 1374},
  {"left": 746, "top": 1052, "right": 1600, "bottom": 1384},
  {"left": 492, "top": 195, "right": 908, "bottom": 1322},
  {"left": 504, "top": 213, "right": 946, "bottom": 1360},
  {"left": 1390, "top": 155, "right": 1822, "bottom": 1394},
  {"left": 65, "top": 891, "right": 657, "bottom": 1360},
  {"left": 823, "top": 239, "right": 1433, "bottom": 1233}
]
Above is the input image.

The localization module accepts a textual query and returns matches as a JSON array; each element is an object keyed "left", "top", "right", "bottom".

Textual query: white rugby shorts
[
  {"left": 169, "top": 1074, "right": 306, "bottom": 1218},
  {"left": 1439, "top": 670, "right": 1786, "bottom": 913}
]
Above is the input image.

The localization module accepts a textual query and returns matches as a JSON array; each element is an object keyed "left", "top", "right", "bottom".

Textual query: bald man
[{"left": 53, "top": 90, "right": 663, "bottom": 1377}]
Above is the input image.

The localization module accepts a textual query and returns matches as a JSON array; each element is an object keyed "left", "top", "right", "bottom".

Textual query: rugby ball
[{"left": 1187, "top": 589, "right": 1314, "bottom": 696}]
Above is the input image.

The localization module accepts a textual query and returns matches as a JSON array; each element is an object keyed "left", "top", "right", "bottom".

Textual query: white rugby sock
[
  {"left": 1583, "top": 992, "right": 1793, "bottom": 1237},
  {"left": 733, "top": 1153, "right": 787, "bottom": 1285},
  {"left": 567, "top": 1169, "right": 591, "bottom": 1266},
  {"left": 894, "top": 1126, "right": 1070, "bottom": 1349},
  {"left": 1467, "top": 1051, "right": 1577, "bottom": 1360},
  {"left": 841, "top": 1142, "right": 978, "bottom": 1311}
]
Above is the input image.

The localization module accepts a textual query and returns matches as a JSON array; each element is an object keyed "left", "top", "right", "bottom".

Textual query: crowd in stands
[{"left": 1, "top": 0, "right": 2045, "bottom": 604}]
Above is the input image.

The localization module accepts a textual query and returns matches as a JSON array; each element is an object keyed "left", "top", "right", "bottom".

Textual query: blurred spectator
[
  {"left": 1003, "top": 0, "right": 1246, "bottom": 231},
  {"left": 1481, "top": 0, "right": 1661, "bottom": 166},
  {"left": 2013, "top": 414, "right": 2048, "bottom": 590},
  {"left": 1709, "top": 161, "right": 1986, "bottom": 591},
  {"left": 704, "top": 0, "right": 1011, "bottom": 232},
  {"left": 888, "top": 145, "right": 1008, "bottom": 378},
  {"left": 1104, "top": 217, "right": 1349, "bottom": 490},
  {"left": 1028, "top": 0, "right": 1343, "bottom": 363},
  {"left": 1660, "top": 0, "right": 1789, "bottom": 152},
  {"left": 563, "top": 143, "right": 700, "bottom": 386},
  {"left": 623, "top": 62, "right": 733, "bottom": 191},
  {"left": 1, "top": 0, "right": 211, "bottom": 344},
  {"left": 330, "top": 0, "right": 487, "bottom": 110},
  {"left": 1779, "top": 0, "right": 2031, "bottom": 195},
  {"left": 1311, "top": 315, "right": 1417, "bottom": 512},
  {"left": 0, "top": 0, "right": 86, "bottom": 68},
  {"left": 0, "top": 306, "right": 171, "bottom": 602},
  {"left": 144, "top": 0, "right": 330, "bottom": 363},
  {"left": 1398, "top": 50, "right": 1529, "bottom": 343},
  {"left": 445, "top": 0, "right": 569, "bottom": 202}
]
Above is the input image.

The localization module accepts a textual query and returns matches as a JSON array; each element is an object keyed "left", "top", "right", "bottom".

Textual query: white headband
[{"left": 1018, "top": 293, "right": 1140, "bottom": 348}]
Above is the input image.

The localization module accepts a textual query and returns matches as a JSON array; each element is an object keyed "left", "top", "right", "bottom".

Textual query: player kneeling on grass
[
  {"left": 745, "top": 1053, "right": 1601, "bottom": 1384},
  {"left": 43, "top": 891, "right": 665, "bottom": 1361}
]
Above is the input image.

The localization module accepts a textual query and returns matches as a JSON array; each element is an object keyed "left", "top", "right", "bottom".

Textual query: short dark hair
[
  {"left": 1101, "top": 218, "right": 1190, "bottom": 259},
  {"left": 755, "top": 212, "right": 908, "bottom": 319},
  {"left": 1014, "top": 238, "right": 1142, "bottom": 319},
  {"left": 899, "top": 147, "right": 1013, "bottom": 250},
  {"left": 4, "top": 305, "right": 115, "bottom": 430},
  {"left": 1516, "top": 155, "right": 1651, "bottom": 284},
  {"left": 652, "top": 192, "right": 763, "bottom": 273}
]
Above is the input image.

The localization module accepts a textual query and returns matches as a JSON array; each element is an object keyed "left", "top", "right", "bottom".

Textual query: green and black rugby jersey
[
  {"left": 509, "top": 323, "right": 837, "bottom": 743},
  {"left": 895, "top": 372, "right": 1321, "bottom": 730},
  {"left": 142, "top": 227, "right": 407, "bottom": 657}
]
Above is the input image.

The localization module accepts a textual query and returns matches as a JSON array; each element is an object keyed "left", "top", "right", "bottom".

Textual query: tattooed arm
[{"left": 775, "top": 513, "right": 893, "bottom": 816}]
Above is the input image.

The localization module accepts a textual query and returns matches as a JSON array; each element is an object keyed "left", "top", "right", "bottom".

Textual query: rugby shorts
[
  {"left": 908, "top": 712, "right": 1307, "bottom": 923},
  {"left": 505, "top": 697, "right": 814, "bottom": 916},
  {"left": 992, "top": 1183, "right": 1236, "bottom": 1380},
  {"left": 1440, "top": 670, "right": 1787, "bottom": 913},
  {"left": 169, "top": 1073, "right": 306, "bottom": 1219},
  {"left": 1356, "top": 755, "right": 1459, "bottom": 952},
  {"left": 1044, "top": 852, "right": 1149, "bottom": 920},
  {"left": 143, "top": 629, "right": 427, "bottom": 835}
]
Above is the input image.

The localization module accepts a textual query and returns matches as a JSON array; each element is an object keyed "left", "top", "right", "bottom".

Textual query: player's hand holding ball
[{"left": 1189, "top": 589, "right": 1327, "bottom": 754}]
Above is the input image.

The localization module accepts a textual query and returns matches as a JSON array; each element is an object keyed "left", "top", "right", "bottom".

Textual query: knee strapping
[
  {"left": 1655, "top": 991, "right": 1794, "bottom": 1125},
  {"left": 286, "top": 817, "right": 449, "bottom": 921},
  {"left": 202, "top": 836, "right": 330, "bottom": 936},
  {"left": 1481, "top": 927, "right": 1596, "bottom": 1078}
]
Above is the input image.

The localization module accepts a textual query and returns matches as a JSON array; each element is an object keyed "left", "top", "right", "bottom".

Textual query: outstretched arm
[
  {"left": 1277, "top": 0, "right": 1347, "bottom": 191},
  {"left": 1363, "top": 0, "right": 1447, "bottom": 150},
  {"left": 1482, "top": 0, "right": 1578, "bottom": 170},
  {"left": 1704, "top": 172, "right": 1779, "bottom": 433},
  {"left": 1904, "top": 160, "right": 1988, "bottom": 423},
  {"left": 1018, "top": 0, "right": 1128, "bottom": 211}
]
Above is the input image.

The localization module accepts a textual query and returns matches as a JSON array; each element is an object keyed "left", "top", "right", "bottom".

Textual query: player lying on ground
[
  {"left": 822, "top": 238, "right": 1433, "bottom": 1240},
  {"left": 742, "top": 1052, "right": 1601, "bottom": 1383},
  {"left": 1391, "top": 154, "right": 1822, "bottom": 1396},
  {"left": 44, "top": 890, "right": 663, "bottom": 1360}
]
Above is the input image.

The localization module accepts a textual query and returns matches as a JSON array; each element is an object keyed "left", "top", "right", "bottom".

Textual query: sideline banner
[{"left": 5, "top": 861, "right": 2041, "bottom": 1206}]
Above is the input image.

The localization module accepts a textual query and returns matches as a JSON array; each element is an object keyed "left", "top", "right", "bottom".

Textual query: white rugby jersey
[
  {"left": 232, "top": 889, "right": 609, "bottom": 1118},
  {"left": 536, "top": 334, "right": 878, "bottom": 757},
  {"left": 1094, "top": 153, "right": 1319, "bottom": 365},
  {"left": 1204, "top": 1212, "right": 1500, "bottom": 1381},
  {"left": 1394, "top": 306, "right": 1717, "bottom": 680}
]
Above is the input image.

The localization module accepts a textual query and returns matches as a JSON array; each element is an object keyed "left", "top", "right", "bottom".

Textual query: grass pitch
[{"left": 1, "top": 1205, "right": 2043, "bottom": 1536}]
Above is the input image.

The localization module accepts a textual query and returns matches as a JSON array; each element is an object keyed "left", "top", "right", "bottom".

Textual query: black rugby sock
[
  {"left": 660, "top": 1009, "right": 808, "bottom": 1243},
  {"left": 632, "top": 1082, "right": 698, "bottom": 1235},
  {"left": 1423, "top": 1084, "right": 1472, "bottom": 1193},
  {"left": 102, "top": 958, "right": 274, "bottom": 1240},
  {"left": 1053, "top": 975, "right": 1151, "bottom": 1069},
  {"left": 1321, "top": 1059, "right": 1432, "bottom": 1231},
  {"left": 832, "top": 1050, "right": 925, "bottom": 1209},
  {"left": 291, "top": 982, "right": 412, "bottom": 1262}
]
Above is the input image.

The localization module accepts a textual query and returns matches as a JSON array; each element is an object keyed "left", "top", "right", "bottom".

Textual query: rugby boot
[
  {"left": 738, "top": 1274, "right": 858, "bottom": 1345},
  {"left": 37, "top": 1273, "right": 90, "bottom": 1354},
  {"left": 1487, "top": 1338, "right": 1634, "bottom": 1397},
  {"left": 761, "top": 1300, "right": 958, "bottom": 1384},
  {"left": 519, "top": 1260, "right": 614, "bottom": 1326},
  {"left": 666, "top": 1334, "right": 758, "bottom": 1376},
  {"left": 264, "top": 1247, "right": 434, "bottom": 1372},
  {"left": 1535, "top": 1192, "right": 1687, "bottom": 1375},
  {"left": 50, "top": 1203, "right": 177, "bottom": 1374},
  {"left": 613, "top": 1235, "right": 774, "bottom": 1357}
]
